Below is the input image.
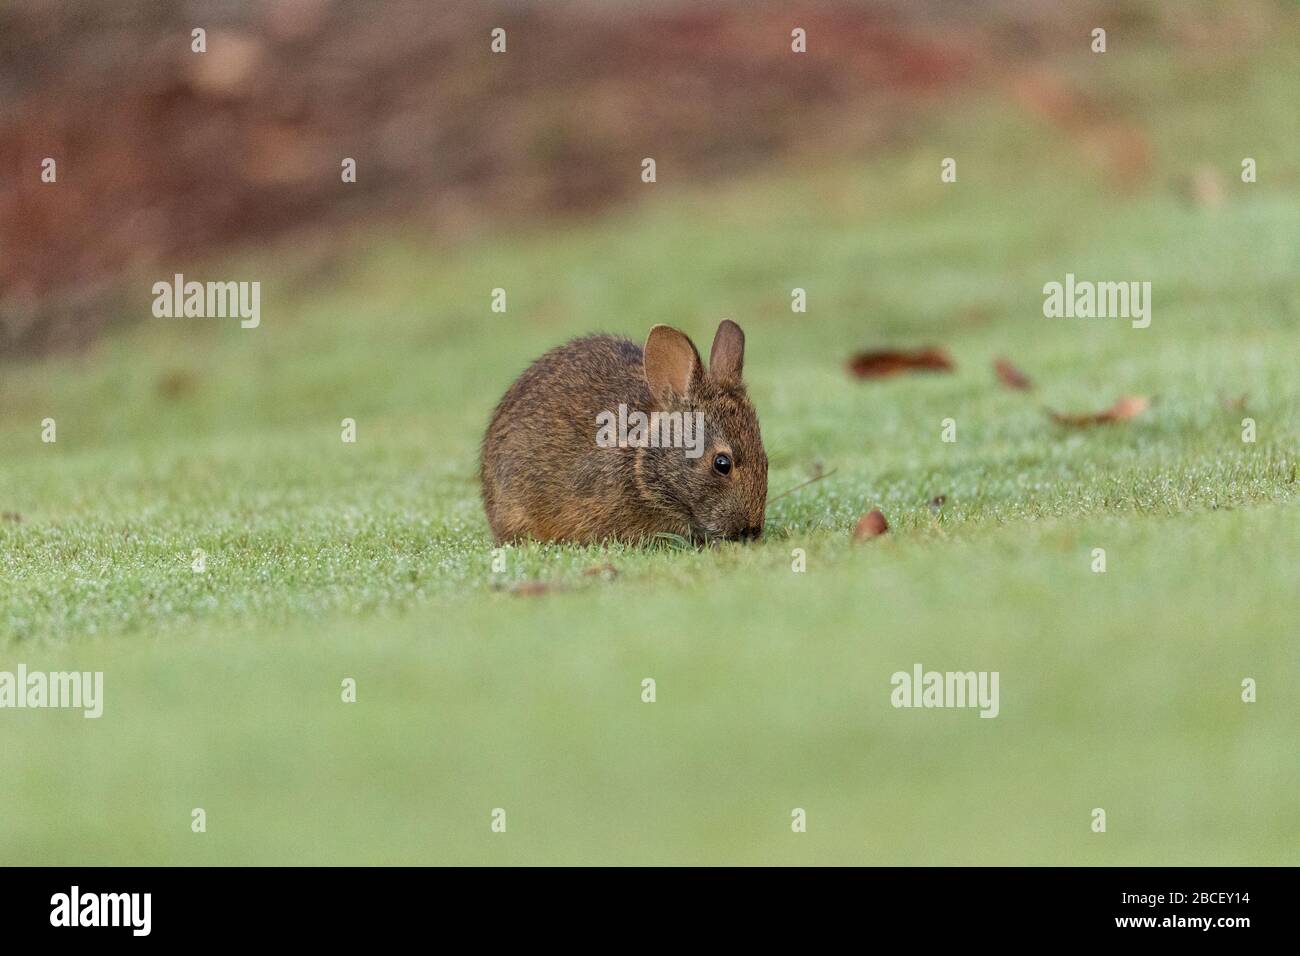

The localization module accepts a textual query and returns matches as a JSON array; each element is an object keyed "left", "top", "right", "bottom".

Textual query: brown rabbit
[{"left": 480, "top": 320, "right": 768, "bottom": 544}]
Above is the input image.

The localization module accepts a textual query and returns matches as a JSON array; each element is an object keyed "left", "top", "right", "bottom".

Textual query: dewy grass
[{"left": 0, "top": 35, "right": 1297, "bottom": 863}]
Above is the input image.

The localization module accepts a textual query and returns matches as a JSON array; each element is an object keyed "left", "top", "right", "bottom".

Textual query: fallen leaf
[
  {"left": 852, "top": 509, "right": 889, "bottom": 541},
  {"left": 1050, "top": 394, "right": 1150, "bottom": 427},
  {"left": 1, "top": 511, "right": 23, "bottom": 523},
  {"left": 929, "top": 495, "right": 946, "bottom": 512},
  {"left": 1222, "top": 394, "right": 1248, "bottom": 412},
  {"left": 993, "top": 357, "right": 1032, "bottom": 390},
  {"left": 582, "top": 562, "right": 619, "bottom": 580},
  {"left": 847, "top": 348, "right": 953, "bottom": 379}
]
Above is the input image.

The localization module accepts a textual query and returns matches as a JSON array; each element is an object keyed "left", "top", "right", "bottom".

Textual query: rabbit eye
[{"left": 713, "top": 453, "right": 732, "bottom": 476}]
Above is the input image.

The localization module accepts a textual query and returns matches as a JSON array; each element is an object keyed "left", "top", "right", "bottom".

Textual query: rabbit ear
[
  {"left": 709, "top": 319, "right": 745, "bottom": 383},
  {"left": 644, "top": 325, "right": 704, "bottom": 400}
]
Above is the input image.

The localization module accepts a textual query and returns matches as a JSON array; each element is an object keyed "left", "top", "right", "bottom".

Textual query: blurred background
[{"left": 2, "top": 0, "right": 1273, "bottom": 354}]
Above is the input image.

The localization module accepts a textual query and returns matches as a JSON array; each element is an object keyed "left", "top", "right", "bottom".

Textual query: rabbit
[{"left": 480, "top": 320, "right": 768, "bottom": 544}]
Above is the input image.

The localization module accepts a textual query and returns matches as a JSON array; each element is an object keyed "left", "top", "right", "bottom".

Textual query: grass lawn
[{"left": 1, "top": 37, "right": 1297, "bottom": 864}]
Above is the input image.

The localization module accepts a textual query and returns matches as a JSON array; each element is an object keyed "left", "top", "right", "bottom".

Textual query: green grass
[{"left": 1, "top": 35, "right": 1298, "bottom": 864}]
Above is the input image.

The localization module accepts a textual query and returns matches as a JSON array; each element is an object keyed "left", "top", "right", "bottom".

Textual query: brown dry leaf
[
  {"left": 847, "top": 348, "right": 953, "bottom": 379},
  {"left": 1, "top": 511, "right": 23, "bottom": 523},
  {"left": 993, "top": 357, "right": 1032, "bottom": 390},
  {"left": 1222, "top": 394, "right": 1248, "bottom": 412},
  {"left": 582, "top": 562, "right": 619, "bottom": 580},
  {"left": 852, "top": 509, "right": 889, "bottom": 541},
  {"left": 929, "top": 495, "right": 946, "bottom": 513},
  {"left": 1050, "top": 394, "right": 1150, "bottom": 427}
]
